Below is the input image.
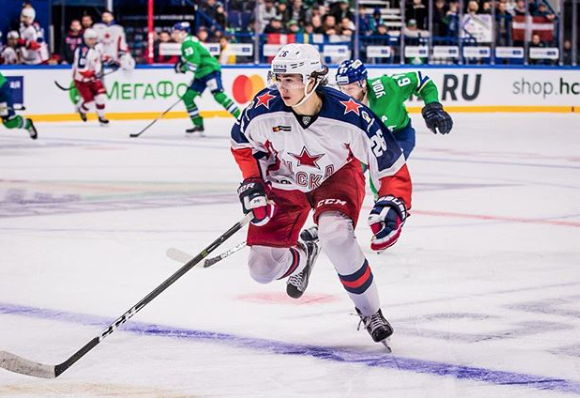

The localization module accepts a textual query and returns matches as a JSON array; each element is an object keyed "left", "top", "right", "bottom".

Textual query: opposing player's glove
[
  {"left": 368, "top": 195, "right": 407, "bottom": 252},
  {"left": 237, "top": 178, "right": 277, "bottom": 226},
  {"left": 422, "top": 102, "right": 453, "bottom": 135},
  {"left": 174, "top": 60, "right": 185, "bottom": 74}
]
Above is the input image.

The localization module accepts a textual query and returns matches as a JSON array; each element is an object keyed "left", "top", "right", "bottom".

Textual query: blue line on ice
[{"left": 1, "top": 301, "right": 579, "bottom": 395}]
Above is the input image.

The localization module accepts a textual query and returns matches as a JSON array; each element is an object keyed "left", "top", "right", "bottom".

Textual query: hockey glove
[
  {"left": 368, "top": 195, "right": 407, "bottom": 252},
  {"left": 238, "top": 178, "right": 277, "bottom": 226},
  {"left": 174, "top": 60, "right": 186, "bottom": 74},
  {"left": 422, "top": 102, "right": 453, "bottom": 135}
]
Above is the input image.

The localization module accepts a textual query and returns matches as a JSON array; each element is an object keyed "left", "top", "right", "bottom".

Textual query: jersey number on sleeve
[{"left": 370, "top": 129, "right": 387, "bottom": 157}]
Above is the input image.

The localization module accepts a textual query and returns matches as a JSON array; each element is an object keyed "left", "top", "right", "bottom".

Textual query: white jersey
[
  {"left": 93, "top": 22, "right": 128, "bottom": 61},
  {"left": 19, "top": 23, "right": 49, "bottom": 65},
  {"left": 73, "top": 43, "right": 105, "bottom": 82},
  {"left": 231, "top": 86, "right": 407, "bottom": 194},
  {"left": 1, "top": 46, "right": 19, "bottom": 64}
]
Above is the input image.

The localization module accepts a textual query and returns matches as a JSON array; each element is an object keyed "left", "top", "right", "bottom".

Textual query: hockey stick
[
  {"left": 54, "top": 69, "right": 119, "bottom": 91},
  {"left": 130, "top": 96, "right": 183, "bottom": 138},
  {"left": 167, "top": 241, "right": 247, "bottom": 268},
  {"left": 0, "top": 213, "right": 252, "bottom": 379}
]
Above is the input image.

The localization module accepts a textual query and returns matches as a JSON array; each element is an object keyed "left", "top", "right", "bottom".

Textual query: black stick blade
[{"left": 0, "top": 351, "right": 57, "bottom": 379}]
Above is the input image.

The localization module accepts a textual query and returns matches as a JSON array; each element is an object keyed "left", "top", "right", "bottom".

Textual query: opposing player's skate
[
  {"left": 26, "top": 119, "right": 38, "bottom": 140},
  {"left": 186, "top": 125, "right": 205, "bottom": 134},
  {"left": 286, "top": 240, "right": 320, "bottom": 299},
  {"left": 356, "top": 308, "right": 393, "bottom": 352},
  {"left": 98, "top": 116, "right": 109, "bottom": 126}
]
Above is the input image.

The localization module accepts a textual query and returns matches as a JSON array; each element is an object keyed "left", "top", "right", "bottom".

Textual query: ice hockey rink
[{"left": 0, "top": 113, "right": 579, "bottom": 397}]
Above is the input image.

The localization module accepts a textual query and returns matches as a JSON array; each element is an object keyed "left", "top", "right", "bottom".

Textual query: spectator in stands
[
  {"left": 202, "top": 0, "right": 219, "bottom": 21},
  {"left": 467, "top": 0, "right": 480, "bottom": 15},
  {"left": 330, "top": 0, "right": 353, "bottom": 24},
  {"left": 290, "top": 0, "right": 308, "bottom": 26},
  {"left": 154, "top": 30, "right": 178, "bottom": 64},
  {"left": 81, "top": 14, "right": 94, "bottom": 30},
  {"left": 444, "top": 0, "right": 459, "bottom": 40},
  {"left": 339, "top": 17, "right": 354, "bottom": 36},
  {"left": 277, "top": 0, "right": 292, "bottom": 24},
  {"left": 433, "top": 0, "right": 448, "bottom": 38},
  {"left": 407, "top": 0, "right": 427, "bottom": 30},
  {"left": 311, "top": 14, "right": 325, "bottom": 33},
  {"left": 1, "top": 31, "right": 21, "bottom": 64},
  {"left": 322, "top": 14, "right": 338, "bottom": 35},
  {"left": 513, "top": 0, "right": 527, "bottom": 16},
  {"left": 370, "top": 8, "right": 384, "bottom": 32},
  {"left": 303, "top": 23, "right": 314, "bottom": 34},
  {"left": 218, "top": 35, "right": 236, "bottom": 64},
  {"left": 215, "top": 2, "right": 228, "bottom": 29},
  {"left": 562, "top": 39, "right": 578, "bottom": 65},
  {"left": 481, "top": 0, "right": 492, "bottom": 14},
  {"left": 533, "top": 3, "right": 555, "bottom": 21},
  {"left": 288, "top": 19, "right": 301, "bottom": 34},
  {"left": 258, "top": 0, "right": 278, "bottom": 32},
  {"left": 264, "top": 16, "right": 285, "bottom": 33},
  {"left": 197, "top": 27, "right": 210, "bottom": 43},
  {"left": 529, "top": 33, "right": 544, "bottom": 48},
  {"left": 495, "top": 1, "right": 513, "bottom": 46},
  {"left": 372, "top": 23, "right": 390, "bottom": 46},
  {"left": 358, "top": 4, "right": 373, "bottom": 35},
  {"left": 62, "top": 19, "right": 83, "bottom": 64},
  {"left": 528, "top": 33, "right": 552, "bottom": 65}
]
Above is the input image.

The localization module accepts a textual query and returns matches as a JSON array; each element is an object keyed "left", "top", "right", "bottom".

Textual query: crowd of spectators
[{"left": 1, "top": 0, "right": 577, "bottom": 66}]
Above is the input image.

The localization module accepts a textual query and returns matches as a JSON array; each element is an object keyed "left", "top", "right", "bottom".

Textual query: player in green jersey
[
  {"left": 0, "top": 72, "right": 37, "bottom": 139},
  {"left": 335, "top": 59, "right": 453, "bottom": 159},
  {"left": 171, "top": 22, "right": 240, "bottom": 134}
]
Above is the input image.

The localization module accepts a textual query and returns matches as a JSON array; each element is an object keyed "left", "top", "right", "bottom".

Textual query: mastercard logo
[{"left": 232, "top": 75, "right": 266, "bottom": 104}]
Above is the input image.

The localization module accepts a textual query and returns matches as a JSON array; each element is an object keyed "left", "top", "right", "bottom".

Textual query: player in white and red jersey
[
  {"left": 18, "top": 7, "right": 49, "bottom": 65},
  {"left": 93, "top": 10, "right": 135, "bottom": 70},
  {"left": 73, "top": 29, "right": 116, "bottom": 126},
  {"left": 231, "top": 43, "right": 412, "bottom": 348}
]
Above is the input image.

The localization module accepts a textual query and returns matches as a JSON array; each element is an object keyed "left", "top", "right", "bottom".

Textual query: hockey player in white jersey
[
  {"left": 93, "top": 10, "right": 135, "bottom": 70},
  {"left": 18, "top": 7, "right": 49, "bottom": 65},
  {"left": 231, "top": 44, "right": 413, "bottom": 348},
  {"left": 73, "top": 29, "right": 116, "bottom": 125}
]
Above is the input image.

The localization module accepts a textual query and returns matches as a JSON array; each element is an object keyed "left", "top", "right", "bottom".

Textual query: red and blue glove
[
  {"left": 237, "top": 178, "right": 276, "bottom": 226},
  {"left": 368, "top": 195, "right": 407, "bottom": 251}
]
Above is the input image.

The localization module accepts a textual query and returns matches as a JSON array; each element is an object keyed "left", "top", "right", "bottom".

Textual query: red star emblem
[
  {"left": 289, "top": 147, "right": 324, "bottom": 169},
  {"left": 340, "top": 98, "right": 362, "bottom": 116},
  {"left": 256, "top": 92, "right": 276, "bottom": 109}
]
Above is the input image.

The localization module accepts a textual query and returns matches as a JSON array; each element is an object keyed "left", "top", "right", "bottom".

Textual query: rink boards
[{"left": 1, "top": 65, "right": 579, "bottom": 121}]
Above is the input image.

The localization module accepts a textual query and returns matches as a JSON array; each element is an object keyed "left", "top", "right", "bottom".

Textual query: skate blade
[{"left": 380, "top": 337, "right": 392, "bottom": 353}]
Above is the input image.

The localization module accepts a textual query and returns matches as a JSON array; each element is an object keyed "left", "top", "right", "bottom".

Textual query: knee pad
[
  {"left": 182, "top": 89, "right": 200, "bottom": 106},
  {"left": 318, "top": 212, "right": 364, "bottom": 275},
  {"left": 248, "top": 246, "right": 287, "bottom": 284}
]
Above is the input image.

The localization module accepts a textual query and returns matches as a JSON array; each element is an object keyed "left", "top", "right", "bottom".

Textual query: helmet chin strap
[{"left": 291, "top": 78, "right": 320, "bottom": 109}]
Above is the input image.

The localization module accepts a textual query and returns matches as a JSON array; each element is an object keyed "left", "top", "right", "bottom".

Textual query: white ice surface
[{"left": 0, "top": 114, "right": 579, "bottom": 397}]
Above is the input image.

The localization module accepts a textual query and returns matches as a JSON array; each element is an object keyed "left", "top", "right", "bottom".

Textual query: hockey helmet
[
  {"left": 83, "top": 28, "right": 98, "bottom": 42},
  {"left": 336, "top": 59, "right": 368, "bottom": 86},
  {"left": 21, "top": 7, "right": 36, "bottom": 22},
  {"left": 271, "top": 44, "right": 327, "bottom": 86},
  {"left": 172, "top": 22, "right": 191, "bottom": 34}
]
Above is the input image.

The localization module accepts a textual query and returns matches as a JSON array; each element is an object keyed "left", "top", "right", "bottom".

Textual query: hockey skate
[
  {"left": 286, "top": 240, "right": 320, "bottom": 299},
  {"left": 186, "top": 125, "right": 205, "bottom": 134},
  {"left": 356, "top": 308, "right": 393, "bottom": 352},
  {"left": 26, "top": 119, "right": 38, "bottom": 140},
  {"left": 98, "top": 116, "right": 110, "bottom": 126},
  {"left": 77, "top": 109, "right": 87, "bottom": 122}
]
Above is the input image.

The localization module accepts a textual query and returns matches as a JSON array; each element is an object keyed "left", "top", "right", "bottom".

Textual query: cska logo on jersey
[
  {"left": 289, "top": 146, "right": 324, "bottom": 169},
  {"left": 256, "top": 92, "right": 276, "bottom": 109},
  {"left": 340, "top": 98, "right": 362, "bottom": 116}
]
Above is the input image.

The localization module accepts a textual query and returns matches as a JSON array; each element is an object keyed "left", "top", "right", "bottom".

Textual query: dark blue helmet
[
  {"left": 336, "top": 59, "right": 368, "bottom": 85},
  {"left": 172, "top": 21, "right": 191, "bottom": 33}
]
